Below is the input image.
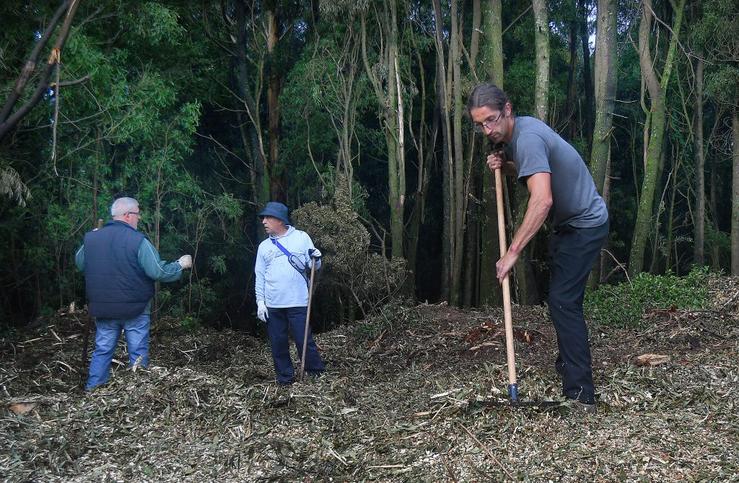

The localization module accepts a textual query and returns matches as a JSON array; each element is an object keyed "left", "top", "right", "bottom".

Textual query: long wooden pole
[{"left": 494, "top": 169, "right": 518, "bottom": 401}]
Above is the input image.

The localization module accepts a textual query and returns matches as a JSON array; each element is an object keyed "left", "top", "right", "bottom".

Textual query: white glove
[
  {"left": 178, "top": 255, "right": 192, "bottom": 269},
  {"left": 257, "top": 300, "right": 269, "bottom": 322},
  {"left": 309, "top": 248, "right": 321, "bottom": 259}
]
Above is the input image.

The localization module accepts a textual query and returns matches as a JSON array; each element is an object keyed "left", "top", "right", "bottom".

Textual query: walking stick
[
  {"left": 494, "top": 169, "right": 519, "bottom": 402},
  {"left": 298, "top": 260, "right": 317, "bottom": 382}
]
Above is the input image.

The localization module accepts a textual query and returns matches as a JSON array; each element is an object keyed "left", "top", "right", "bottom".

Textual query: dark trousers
[
  {"left": 266, "top": 306, "right": 325, "bottom": 384},
  {"left": 548, "top": 220, "right": 609, "bottom": 404}
]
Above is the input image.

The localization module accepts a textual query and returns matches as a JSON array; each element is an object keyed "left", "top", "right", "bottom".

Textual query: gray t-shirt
[{"left": 504, "top": 116, "right": 608, "bottom": 229}]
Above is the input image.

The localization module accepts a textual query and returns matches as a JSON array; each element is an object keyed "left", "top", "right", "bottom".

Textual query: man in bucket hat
[{"left": 254, "top": 201, "right": 325, "bottom": 385}]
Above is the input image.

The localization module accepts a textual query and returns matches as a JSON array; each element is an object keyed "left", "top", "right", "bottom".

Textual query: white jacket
[{"left": 254, "top": 226, "right": 321, "bottom": 308}]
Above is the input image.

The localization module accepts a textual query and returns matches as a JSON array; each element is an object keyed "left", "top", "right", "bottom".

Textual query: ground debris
[{"left": 1, "top": 279, "right": 738, "bottom": 481}]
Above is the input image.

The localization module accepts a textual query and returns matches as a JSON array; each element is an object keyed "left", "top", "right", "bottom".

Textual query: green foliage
[
  {"left": 351, "top": 299, "right": 416, "bottom": 342},
  {"left": 585, "top": 267, "right": 710, "bottom": 327},
  {"left": 292, "top": 175, "right": 408, "bottom": 324},
  {"left": 179, "top": 315, "right": 201, "bottom": 332}
]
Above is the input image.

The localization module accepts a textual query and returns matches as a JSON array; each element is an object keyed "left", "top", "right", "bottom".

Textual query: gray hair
[
  {"left": 467, "top": 83, "right": 509, "bottom": 113},
  {"left": 111, "top": 197, "right": 139, "bottom": 217}
]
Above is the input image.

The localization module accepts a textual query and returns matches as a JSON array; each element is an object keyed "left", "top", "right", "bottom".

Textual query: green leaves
[{"left": 585, "top": 267, "right": 710, "bottom": 327}]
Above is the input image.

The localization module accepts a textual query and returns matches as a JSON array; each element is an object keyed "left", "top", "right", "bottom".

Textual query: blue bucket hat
[{"left": 258, "top": 201, "right": 290, "bottom": 225}]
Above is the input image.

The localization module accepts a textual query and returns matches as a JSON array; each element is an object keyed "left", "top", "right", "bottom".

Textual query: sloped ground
[{"left": 1, "top": 278, "right": 738, "bottom": 482}]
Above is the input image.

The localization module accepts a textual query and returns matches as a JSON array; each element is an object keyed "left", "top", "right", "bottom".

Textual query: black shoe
[{"left": 557, "top": 398, "right": 597, "bottom": 416}]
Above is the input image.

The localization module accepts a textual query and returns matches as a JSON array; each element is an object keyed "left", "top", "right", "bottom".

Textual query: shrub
[
  {"left": 292, "top": 176, "right": 408, "bottom": 326},
  {"left": 584, "top": 267, "right": 710, "bottom": 327}
]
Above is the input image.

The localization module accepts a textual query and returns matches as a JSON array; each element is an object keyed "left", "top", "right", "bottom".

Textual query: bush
[
  {"left": 291, "top": 176, "right": 408, "bottom": 326},
  {"left": 584, "top": 267, "right": 710, "bottom": 327}
]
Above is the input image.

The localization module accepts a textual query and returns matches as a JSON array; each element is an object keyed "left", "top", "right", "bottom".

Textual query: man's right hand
[
  {"left": 486, "top": 151, "right": 505, "bottom": 172},
  {"left": 178, "top": 255, "right": 193, "bottom": 269},
  {"left": 257, "top": 300, "right": 269, "bottom": 322}
]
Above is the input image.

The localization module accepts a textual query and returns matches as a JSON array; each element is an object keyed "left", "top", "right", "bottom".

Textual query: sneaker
[{"left": 557, "top": 398, "right": 597, "bottom": 416}]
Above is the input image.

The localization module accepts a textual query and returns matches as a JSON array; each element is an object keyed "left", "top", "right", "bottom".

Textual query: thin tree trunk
[
  {"left": 589, "top": 0, "right": 617, "bottom": 193},
  {"left": 266, "top": 4, "right": 284, "bottom": 201},
  {"left": 579, "top": 0, "right": 594, "bottom": 152},
  {"left": 732, "top": 109, "right": 739, "bottom": 275},
  {"left": 360, "top": 2, "right": 404, "bottom": 259},
  {"left": 693, "top": 56, "right": 705, "bottom": 266},
  {"left": 532, "top": 0, "right": 550, "bottom": 121},
  {"left": 432, "top": 0, "right": 453, "bottom": 300},
  {"left": 566, "top": 2, "right": 578, "bottom": 140},
  {"left": 597, "top": 147, "right": 611, "bottom": 282},
  {"left": 450, "top": 0, "right": 465, "bottom": 306},
  {"left": 234, "top": 0, "right": 268, "bottom": 206},
  {"left": 665, "top": 144, "right": 681, "bottom": 273}
]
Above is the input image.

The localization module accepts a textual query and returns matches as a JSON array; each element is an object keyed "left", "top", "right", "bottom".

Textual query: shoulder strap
[
  {"left": 271, "top": 238, "right": 310, "bottom": 287},
  {"left": 270, "top": 238, "right": 293, "bottom": 258}
]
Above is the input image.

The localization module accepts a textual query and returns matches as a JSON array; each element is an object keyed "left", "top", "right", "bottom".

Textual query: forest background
[{"left": 0, "top": 0, "right": 736, "bottom": 332}]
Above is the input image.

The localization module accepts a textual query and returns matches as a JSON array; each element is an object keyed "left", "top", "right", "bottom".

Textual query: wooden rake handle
[
  {"left": 298, "top": 259, "right": 317, "bottom": 381},
  {"left": 494, "top": 169, "right": 518, "bottom": 394}
]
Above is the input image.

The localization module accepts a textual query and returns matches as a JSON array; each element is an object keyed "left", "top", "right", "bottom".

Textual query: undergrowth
[{"left": 585, "top": 267, "right": 710, "bottom": 327}]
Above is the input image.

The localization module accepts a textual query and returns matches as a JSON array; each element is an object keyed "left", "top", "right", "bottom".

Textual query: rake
[{"left": 493, "top": 168, "right": 559, "bottom": 409}]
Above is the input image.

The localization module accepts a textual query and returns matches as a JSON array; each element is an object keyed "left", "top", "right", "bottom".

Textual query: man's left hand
[
  {"left": 496, "top": 251, "right": 519, "bottom": 282},
  {"left": 309, "top": 248, "right": 322, "bottom": 259}
]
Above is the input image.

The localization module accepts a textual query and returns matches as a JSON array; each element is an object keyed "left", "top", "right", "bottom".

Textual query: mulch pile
[{"left": 2, "top": 277, "right": 738, "bottom": 481}]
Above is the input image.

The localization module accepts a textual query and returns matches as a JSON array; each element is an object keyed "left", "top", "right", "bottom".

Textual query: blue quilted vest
[{"left": 83, "top": 221, "right": 154, "bottom": 319}]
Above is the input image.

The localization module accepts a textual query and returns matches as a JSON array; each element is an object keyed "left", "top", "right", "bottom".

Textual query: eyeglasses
[
  {"left": 473, "top": 111, "right": 505, "bottom": 133},
  {"left": 125, "top": 211, "right": 141, "bottom": 217}
]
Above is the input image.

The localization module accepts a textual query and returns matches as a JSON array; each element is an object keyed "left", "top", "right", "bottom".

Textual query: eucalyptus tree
[
  {"left": 589, "top": 0, "right": 617, "bottom": 194},
  {"left": 532, "top": 0, "right": 549, "bottom": 122},
  {"left": 628, "top": 0, "right": 686, "bottom": 275},
  {"left": 478, "top": 0, "right": 505, "bottom": 306},
  {"left": 359, "top": 0, "right": 407, "bottom": 259},
  {"left": 280, "top": 1, "right": 372, "bottom": 203},
  {"left": 588, "top": 0, "right": 618, "bottom": 282}
]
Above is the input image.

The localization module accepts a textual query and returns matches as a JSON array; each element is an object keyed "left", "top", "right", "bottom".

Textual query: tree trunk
[
  {"left": 566, "top": 2, "right": 578, "bottom": 140},
  {"left": 693, "top": 56, "right": 705, "bottom": 266},
  {"left": 450, "top": 0, "right": 466, "bottom": 306},
  {"left": 266, "top": 4, "right": 285, "bottom": 201},
  {"left": 405, "top": 32, "right": 434, "bottom": 298},
  {"left": 360, "top": 1, "right": 405, "bottom": 259},
  {"left": 432, "top": 0, "right": 453, "bottom": 300},
  {"left": 589, "top": 0, "right": 617, "bottom": 193},
  {"left": 479, "top": 0, "right": 505, "bottom": 307},
  {"left": 579, "top": 0, "right": 594, "bottom": 152},
  {"left": 532, "top": 0, "right": 550, "bottom": 121},
  {"left": 463, "top": 0, "right": 482, "bottom": 307},
  {"left": 732, "top": 109, "right": 739, "bottom": 275},
  {"left": 234, "top": 0, "right": 269, "bottom": 206},
  {"left": 511, "top": 0, "right": 549, "bottom": 305},
  {"left": 628, "top": 0, "right": 686, "bottom": 276}
]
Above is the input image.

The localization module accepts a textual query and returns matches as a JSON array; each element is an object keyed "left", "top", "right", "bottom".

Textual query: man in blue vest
[
  {"left": 76, "top": 197, "right": 192, "bottom": 391},
  {"left": 254, "top": 201, "right": 325, "bottom": 385}
]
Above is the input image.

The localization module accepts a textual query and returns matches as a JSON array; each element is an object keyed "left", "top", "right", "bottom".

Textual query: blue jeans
[
  {"left": 267, "top": 307, "right": 325, "bottom": 384},
  {"left": 548, "top": 221, "right": 609, "bottom": 404},
  {"left": 86, "top": 313, "right": 150, "bottom": 390}
]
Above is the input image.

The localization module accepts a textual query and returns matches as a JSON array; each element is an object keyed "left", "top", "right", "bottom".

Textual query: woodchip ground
[{"left": 2, "top": 278, "right": 738, "bottom": 481}]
